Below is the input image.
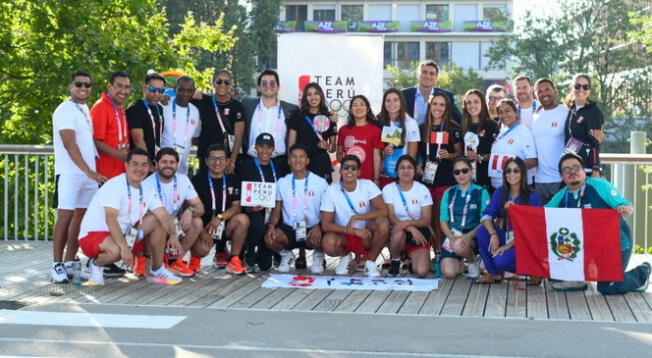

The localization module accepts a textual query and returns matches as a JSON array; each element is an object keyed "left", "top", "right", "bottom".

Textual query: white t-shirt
[
  {"left": 161, "top": 101, "right": 201, "bottom": 175},
  {"left": 276, "top": 171, "right": 328, "bottom": 228},
  {"left": 532, "top": 105, "right": 568, "bottom": 183},
  {"left": 247, "top": 99, "right": 287, "bottom": 158},
  {"left": 489, "top": 123, "right": 537, "bottom": 188},
  {"left": 142, "top": 173, "right": 198, "bottom": 217},
  {"left": 320, "top": 179, "right": 381, "bottom": 229},
  {"left": 53, "top": 100, "right": 96, "bottom": 175},
  {"left": 79, "top": 173, "right": 163, "bottom": 238},
  {"left": 517, "top": 101, "right": 539, "bottom": 130},
  {"left": 382, "top": 181, "right": 433, "bottom": 221}
]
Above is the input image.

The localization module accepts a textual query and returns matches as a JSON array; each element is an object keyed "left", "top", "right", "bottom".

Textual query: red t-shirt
[
  {"left": 337, "top": 123, "right": 383, "bottom": 180},
  {"left": 91, "top": 92, "right": 129, "bottom": 179}
]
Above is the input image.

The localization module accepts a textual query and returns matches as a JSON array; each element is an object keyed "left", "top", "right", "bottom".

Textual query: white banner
[
  {"left": 262, "top": 274, "right": 438, "bottom": 291},
  {"left": 240, "top": 181, "right": 276, "bottom": 208},
  {"left": 277, "top": 33, "right": 385, "bottom": 117}
]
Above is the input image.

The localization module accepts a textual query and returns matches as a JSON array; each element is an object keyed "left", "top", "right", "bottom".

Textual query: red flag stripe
[
  {"left": 581, "top": 208, "right": 622, "bottom": 281},
  {"left": 509, "top": 206, "right": 550, "bottom": 278}
]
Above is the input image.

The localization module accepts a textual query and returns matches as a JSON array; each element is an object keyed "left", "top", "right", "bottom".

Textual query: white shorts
[{"left": 56, "top": 174, "right": 98, "bottom": 210}]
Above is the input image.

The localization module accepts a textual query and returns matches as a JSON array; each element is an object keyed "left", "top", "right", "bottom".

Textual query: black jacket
[
  {"left": 401, "top": 86, "right": 462, "bottom": 124},
  {"left": 564, "top": 100, "right": 604, "bottom": 170}
]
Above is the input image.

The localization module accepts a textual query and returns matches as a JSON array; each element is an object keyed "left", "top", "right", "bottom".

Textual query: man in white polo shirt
[
  {"left": 532, "top": 78, "right": 568, "bottom": 204},
  {"left": 51, "top": 70, "right": 107, "bottom": 283}
]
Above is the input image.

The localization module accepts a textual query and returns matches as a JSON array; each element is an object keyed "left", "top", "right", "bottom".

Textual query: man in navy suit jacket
[{"left": 401, "top": 60, "right": 462, "bottom": 125}]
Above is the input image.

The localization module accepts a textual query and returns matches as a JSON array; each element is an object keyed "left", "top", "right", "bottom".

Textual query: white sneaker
[
  {"left": 278, "top": 250, "right": 295, "bottom": 273},
  {"left": 149, "top": 266, "right": 182, "bottom": 285},
  {"left": 64, "top": 261, "right": 89, "bottom": 281},
  {"left": 364, "top": 260, "right": 380, "bottom": 278},
  {"left": 87, "top": 259, "right": 104, "bottom": 285},
  {"left": 335, "top": 253, "right": 352, "bottom": 275},
  {"left": 311, "top": 251, "right": 325, "bottom": 274},
  {"left": 51, "top": 262, "right": 68, "bottom": 284}
]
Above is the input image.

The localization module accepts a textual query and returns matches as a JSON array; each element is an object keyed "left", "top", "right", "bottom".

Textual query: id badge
[
  {"left": 442, "top": 237, "right": 452, "bottom": 252},
  {"left": 565, "top": 137, "right": 583, "bottom": 154},
  {"left": 264, "top": 208, "right": 272, "bottom": 224},
  {"left": 125, "top": 227, "right": 138, "bottom": 248},
  {"left": 295, "top": 221, "right": 307, "bottom": 242},
  {"left": 172, "top": 144, "right": 185, "bottom": 157},
  {"left": 227, "top": 134, "right": 235, "bottom": 152},
  {"left": 506, "top": 230, "right": 515, "bottom": 244},
  {"left": 423, "top": 161, "right": 438, "bottom": 184},
  {"left": 173, "top": 218, "right": 185, "bottom": 240},
  {"left": 215, "top": 221, "right": 225, "bottom": 241}
]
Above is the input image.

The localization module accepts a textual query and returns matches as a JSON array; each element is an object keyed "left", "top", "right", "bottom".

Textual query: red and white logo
[
  {"left": 507, "top": 138, "right": 514, "bottom": 145},
  {"left": 358, "top": 201, "right": 367, "bottom": 208},
  {"left": 346, "top": 146, "right": 366, "bottom": 163},
  {"left": 224, "top": 108, "right": 230, "bottom": 116},
  {"left": 551, "top": 121, "right": 558, "bottom": 128},
  {"left": 411, "top": 199, "right": 419, "bottom": 205},
  {"left": 308, "top": 190, "right": 315, "bottom": 197}
]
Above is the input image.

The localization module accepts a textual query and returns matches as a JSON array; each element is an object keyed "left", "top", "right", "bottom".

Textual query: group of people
[{"left": 51, "top": 60, "right": 650, "bottom": 294}]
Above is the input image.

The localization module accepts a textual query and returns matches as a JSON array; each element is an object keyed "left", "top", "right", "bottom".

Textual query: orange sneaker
[
  {"left": 214, "top": 250, "right": 230, "bottom": 269},
  {"left": 188, "top": 256, "right": 202, "bottom": 273},
  {"left": 226, "top": 256, "right": 246, "bottom": 274},
  {"left": 133, "top": 256, "right": 147, "bottom": 276},
  {"left": 168, "top": 258, "right": 195, "bottom": 277}
]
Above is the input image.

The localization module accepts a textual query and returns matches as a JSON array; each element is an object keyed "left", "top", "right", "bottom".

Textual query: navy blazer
[
  {"left": 401, "top": 86, "right": 462, "bottom": 124},
  {"left": 241, "top": 96, "right": 299, "bottom": 155}
]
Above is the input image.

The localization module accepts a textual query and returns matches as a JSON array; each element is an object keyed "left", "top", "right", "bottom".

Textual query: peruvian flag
[
  {"left": 508, "top": 205, "right": 622, "bottom": 282},
  {"left": 430, "top": 131, "right": 449, "bottom": 144}
]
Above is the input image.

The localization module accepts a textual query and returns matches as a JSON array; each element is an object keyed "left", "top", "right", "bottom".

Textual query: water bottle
[
  {"left": 434, "top": 252, "right": 442, "bottom": 278},
  {"left": 72, "top": 258, "right": 81, "bottom": 286}
]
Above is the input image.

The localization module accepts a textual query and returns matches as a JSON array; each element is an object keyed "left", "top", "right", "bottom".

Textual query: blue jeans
[{"left": 477, "top": 226, "right": 516, "bottom": 275}]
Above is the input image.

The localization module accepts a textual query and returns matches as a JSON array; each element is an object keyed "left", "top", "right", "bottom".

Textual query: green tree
[{"left": 251, "top": 0, "right": 281, "bottom": 70}]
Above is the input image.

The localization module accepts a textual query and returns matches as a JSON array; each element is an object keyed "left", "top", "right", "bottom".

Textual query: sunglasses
[
  {"left": 342, "top": 163, "right": 359, "bottom": 171},
  {"left": 215, "top": 79, "right": 231, "bottom": 86},
  {"left": 574, "top": 83, "right": 590, "bottom": 91},
  {"left": 147, "top": 86, "right": 165, "bottom": 94},
  {"left": 504, "top": 168, "right": 521, "bottom": 174},
  {"left": 453, "top": 168, "right": 470, "bottom": 176},
  {"left": 261, "top": 80, "right": 277, "bottom": 88},
  {"left": 73, "top": 82, "right": 92, "bottom": 88},
  {"left": 561, "top": 164, "right": 583, "bottom": 175}
]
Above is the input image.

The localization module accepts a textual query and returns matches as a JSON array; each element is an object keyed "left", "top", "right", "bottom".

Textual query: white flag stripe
[
  {"left": 544, "top": 207, "right": 585, "bottom": 281},
  {"left": 0, "top": 311, "right": 186, "bottom": 329}
]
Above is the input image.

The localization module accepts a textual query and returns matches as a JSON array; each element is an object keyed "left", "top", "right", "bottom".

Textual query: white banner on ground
[
  {"left": 262, "top": 274, "right": 438, "bottom": 291},
  {"left": 277, "top": 33, "right": 385, "bottom": 117}
]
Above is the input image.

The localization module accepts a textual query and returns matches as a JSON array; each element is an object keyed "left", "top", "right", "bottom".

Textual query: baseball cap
[{"left": 255, "top": 132, "right": 275, "bottom": 146}]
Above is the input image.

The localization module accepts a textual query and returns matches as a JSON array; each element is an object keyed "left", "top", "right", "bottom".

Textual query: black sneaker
[
  {"left": 389, "top": 259, "right": 401, "bottom": 277},
  {"left": 103, "top": 263, "right": 126, "bottom": 277},
  {"left": 295, "top": 255, "right": 307, "bottom": 269}
]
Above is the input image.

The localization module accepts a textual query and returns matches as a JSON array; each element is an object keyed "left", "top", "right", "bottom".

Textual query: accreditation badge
[
  {"left": 295, "top": 221, "right": 307, "bottom": 242},
  {"left": 423, "top": 161, "right": 438, "bottom": 184}
]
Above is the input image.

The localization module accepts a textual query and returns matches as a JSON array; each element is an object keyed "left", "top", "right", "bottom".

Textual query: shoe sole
[
  {"left": 103, "top": 272, "right": 126, "bottom": 278},
  {"left": 226, "top": 268, "right": 245, "bottom": 275},
  {"left": 168, "top": 268, "right": 195, "bottom": 277}
]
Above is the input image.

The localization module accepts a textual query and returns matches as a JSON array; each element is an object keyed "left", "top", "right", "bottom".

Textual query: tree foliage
[
  {"left": 0, "top": 0, "right": 236, "bottom": 145},
  {"left": 250, "top": 0, "right": 281, "bottom": 70}
]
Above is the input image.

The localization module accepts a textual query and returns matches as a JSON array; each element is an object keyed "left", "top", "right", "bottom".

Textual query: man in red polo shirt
[{"left": 91, "top": 71, "right": 132, "bottom": 179}]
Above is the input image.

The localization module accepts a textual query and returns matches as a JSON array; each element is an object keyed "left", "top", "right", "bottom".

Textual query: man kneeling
[
  {"left": 320, "top": 155, "right": 389, "bottom": 277},
  {"left": 78, "top": 149, "right": 183, "bottom": 285}
]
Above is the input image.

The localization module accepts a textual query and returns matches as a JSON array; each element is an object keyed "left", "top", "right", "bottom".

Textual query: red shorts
[
  {"left": 404, "top": 227, "right": 432, "bottom": 256},
  {"left": 344, "top": 234, "right": 370, "bottom": 255},
  {"left": 79, "top": 231, "right": 110, "bottom": 259},
  {"left": 428, "top": 185, "right": 451, "bottom": 203},
  {"left": 379, "top": 176, "right": 395, "bottom": 189}
]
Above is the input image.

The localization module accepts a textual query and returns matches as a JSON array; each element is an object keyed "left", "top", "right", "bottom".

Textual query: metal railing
[{"left": 1, "top": 145, "right": 650, "bottom": 253}]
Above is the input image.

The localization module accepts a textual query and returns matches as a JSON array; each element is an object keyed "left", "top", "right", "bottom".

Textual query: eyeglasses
[
  {"left": 147, "top": 86, "right": 165, "bottom": 94},
  {"left": 73, "top": 82, "right": 92, "bottom": 88},
  {"left": 504, "top": 168, "right": 521, "bottom": 174},
  {"left": 453, "top": 168, "right": 470, "bottom": 176},
  {"left": 261, "top": 80, "right": 277, "bottom": 88},
  {"left": 342, "top": 163, "right": 359, "bottom": 171},
  {"left": 207, "top": 156, "right": 227, "bottom": 162},
  {"left": 488, "top": 96, "right": 504, "bottom": 102},
  {"left": 574, "top": 83, "right": 590, "bottom": 91},
  {"left": 561, "top": 164, "right": 583, "bottom": 175},
  {"left": 215, "top": 79, "right": 231, "bottom": 86}
]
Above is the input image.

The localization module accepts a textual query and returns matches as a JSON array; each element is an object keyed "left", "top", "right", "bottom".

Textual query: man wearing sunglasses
[
  {"left": 51, "top": 70, "right": 107, "bottom": 283},
  {"left": 545, "top": 153, "right": 650, "bottom": 293},
  {"left": 532, "top": 78, "right": 568, "bottom": 204},
  {"left": 320, "top": 155, "right": 389, "bottom": 278},
  {"left": 402, "top": 60, "right": 461, "bottom": 125},
  {"left": 241, "top": 69, "right": 298, "bottom": 175},
  {"left": 126, "top": 72, "right": 166, "bottom": 170}
]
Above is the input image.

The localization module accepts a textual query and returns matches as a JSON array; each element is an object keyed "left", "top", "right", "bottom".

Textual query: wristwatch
[
  {"left": 216, "top": 214, "right": 223, "bottom": 220},
  {"left": 186, "top": 206, "right": 196, "bottom": 213}
]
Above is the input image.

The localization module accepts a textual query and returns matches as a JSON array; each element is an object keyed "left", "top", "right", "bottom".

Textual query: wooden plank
[
  {"left": 377, "top": 290, "right": 410, "bottom": 314},
  {"left": 333, "top": 290, "right": 371, "bottom": 313},
  {"left": 526, "top": 280, "right": 548, "bottom": 320},
  {"left": 142, "top": 271, "right": 215, "bottom": 306},
  {"left": 397, "top": 291, "right": 429, "bottom": 315},
  {"left": 292, "top": 289, "right": 332, "bottom": 311},
  {"left": 205, "top": 276, "right": 261, "bottom": 309},
  {"left": 250, "top": 288, "right": 295, "bottom": 310},
  {"left": 185, "top": 275, "right": 249, "bottom": 308},
  {"left": 584, "top": 283, "right": 614, "bottom": 322},
  {"left": 565, "top": 290, "right": 592, "bottom": 321},
  {"left": 419, "top": 278, "right": 454, "bottom": 315},
  {"left": 107, "top": 281, "right": 159, "bottom": 304},
  {"left": 641, "top": 290, "right": 652, "bottom": 309},
  {"left": 604, "top": 293, "right": 637, "bottom": 323},
  {"left": 229, "top": 287, "right": 275, "bottom": 309},
  {"left": 462, "top": 282, "right": 489, "bottom": 317},
  {"left": 312, "top": 290, "right": 352, "bottom": 312},
  {"left": 355, "top": 290, "right": 392, "bottom": 314},
  {"left": 484, "top": 281, "right": 508, "bottom": 318},
  {"left": 271, "top": 289, "right": 311, "bottom": 310},
  {"left": 506, "top": 281, "right": 527, "bottom": 319},
  {"left": 624, "top": 293, "right": 652, "bottom": 323},
  {"left": 544, "top": 280, "right": 570, "bottom": 320}
]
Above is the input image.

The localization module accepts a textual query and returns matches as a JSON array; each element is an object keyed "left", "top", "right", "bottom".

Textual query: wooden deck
[{"left": 2, "top": 241, "right": 652, "bottom": 323}]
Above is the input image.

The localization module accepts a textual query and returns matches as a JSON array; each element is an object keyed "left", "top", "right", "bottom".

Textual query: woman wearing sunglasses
[
  {"left": 288, "top": 82, "right": 337, "bottom": 182},
  {"left": 382, "top": 155, "right": 433, "bottom": 278},
  {"left": 476, "top": 157, "right": 542, "bottom": 284},
  {"left": 377, "top": 88, "right": 420, "bottom": 189},
  {"left": 439, "top": 157, "right": 489, "bottom": 279},
  {"left": 563, "top": 73, "right": 604, "bottom": 178}
]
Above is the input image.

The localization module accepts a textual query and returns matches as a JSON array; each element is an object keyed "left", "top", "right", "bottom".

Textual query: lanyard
[
  {"left": 208, "top": 172, "right": 227, "bottom": 216},
  {"left": 211, "top": 94, "right": 229, "bottom": 135},
  {"left": 396, "top": 182, "right": 417, "bottom": 220},
  {"left": 564, "top": 184, "right": 586, "bottom": 208},
  {"left": 517, "top": 100, "right": 537, "bottom": 116},
  {"left": 305, "top": 115, "right": 324, "bottom": 141},
  {"left": 125, "top": 176, "right": 144, "bottom": 226},
  {"left": 426, "top": 121, "right": 446, "bottom": 159},
  {"left": 172, "top": 101, "right": 191, "bottom": 142},
  {"left": 340, "top": 181, "right": 359, "bottom": 214},
  {"left": 256, "top": 101, "right": 283, "bottom": 136},
  {"left": 142, "top": 99, "right": 162, "bottom": 143},
  {"left": 291, "top": 173, "right": 310, "bottom": 225},
  {"left": 108, "top": 94, "right": 127, "bottom": 147},
  {"left": 154, "top": 173, "right": 179, "bottom": 204},
  {"left": 495, "top": 123, "right": 520, "bottom": 143},
  {"left": 254, "top": 158, "right": 277, "bottom": 183},
  {"left": 70, "top": 99, "right": 93, "bottom": 135},
  {"left": 448, "top": 185, "right": 474, "bottom": 228}
]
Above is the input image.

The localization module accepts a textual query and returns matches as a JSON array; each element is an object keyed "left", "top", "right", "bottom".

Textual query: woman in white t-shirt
[
  {"left": 382, "top": 155, "right": 433, "bottom": 278},
  {"left": 377, "top": 88, "right": 420, "bottom": 189}
]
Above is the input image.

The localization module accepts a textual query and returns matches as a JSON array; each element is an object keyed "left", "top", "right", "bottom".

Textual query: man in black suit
[{"left": 401, "top": 60, "right": 461, "bottom": 125}]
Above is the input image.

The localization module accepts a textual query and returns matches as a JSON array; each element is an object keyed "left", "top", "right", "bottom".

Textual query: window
[
  {"left": 425, "top": 5, "right": 449, "bottom": 21},
  {"left": 397, "top": 4, "right": 420, "bottom": 31},
  {"left": 426, "top": 42, "right": 451, "bottom": 67},
  {"left": 368, "top": 5, "right": 392, "bottom": 21},
  {"left": 286, "top": 5, "right": 307, "bottom": 30},
  {"left": 341, "top": 4, "right": 363, "bottom": 31},
  {"left": 314, "top": 5, "right": 335, "bottom": 21},
  {"left": 452, "top": 42, "right": 479, "bottom": 69},
  {"left": 384, "top": 42, "right": 420, "bottom": 69},
  {"left": 454, "top": 4, "right": 477, "bottom": 31},
  {"left": 483, "top": 4, "right": 507, "bottom": 21}
]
